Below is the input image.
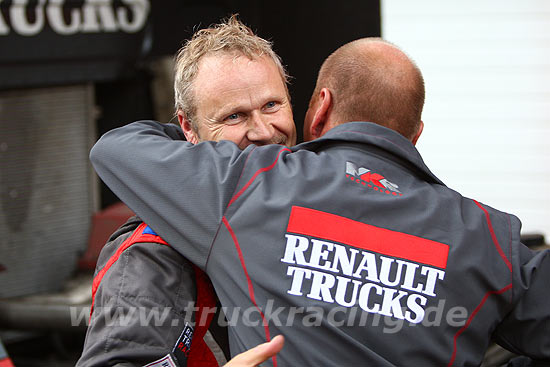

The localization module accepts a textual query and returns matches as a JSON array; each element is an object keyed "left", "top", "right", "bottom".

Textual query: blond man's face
[{"left": 182, "top": 54, "right": 296, "bottom": 149}]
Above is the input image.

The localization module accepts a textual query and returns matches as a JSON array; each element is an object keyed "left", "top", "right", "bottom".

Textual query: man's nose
[{"left": 247, "top": 113, "right": 274, "bottom": 144}]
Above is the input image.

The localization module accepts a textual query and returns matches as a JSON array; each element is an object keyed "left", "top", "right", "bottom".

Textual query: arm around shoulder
[
  {"left": 493, "top": 243, "right": 550, "bottom": 361},
  {"left": 90, "top": 120, "right": 251, "bottom": 269}
]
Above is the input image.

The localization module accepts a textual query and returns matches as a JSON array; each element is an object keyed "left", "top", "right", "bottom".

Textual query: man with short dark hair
[
  {"left": 304, "top": 38, "right": 424, "bottom": 142},
  {"left": 90, "top": 38, "right": 550, "bottom": 366}
]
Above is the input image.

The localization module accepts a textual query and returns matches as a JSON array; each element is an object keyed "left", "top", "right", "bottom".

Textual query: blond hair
[{"left": 174, "top": 15, "right": 289, "bottom": 129}]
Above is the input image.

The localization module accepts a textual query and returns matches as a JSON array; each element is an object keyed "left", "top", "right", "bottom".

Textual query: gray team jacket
[
  {"left": 90, "top": 120, "right": 550, "bottom": 366},
  {"left": 77, "top": 216, "right": 198, "bottom": 366},
  {"left": 77, "top": 216, "right": 228, "bottom": 367}
]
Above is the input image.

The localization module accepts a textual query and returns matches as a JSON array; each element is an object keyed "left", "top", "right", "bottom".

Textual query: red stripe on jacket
[{"left": 90, "top": 222, "right": 218, "bottom": 367}]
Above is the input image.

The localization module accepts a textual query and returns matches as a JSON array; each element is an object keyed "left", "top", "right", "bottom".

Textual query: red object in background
[
  {"left": 78, "top": 202, "right": 135, "bottom": 270},
  {"left": 0, "top": 338, "right": 14, "bottom": 367}
]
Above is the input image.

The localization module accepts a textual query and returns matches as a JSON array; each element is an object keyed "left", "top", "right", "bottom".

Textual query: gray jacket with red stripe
[
  {"left": 77, "top": 216, "right": 227, "bottom": 367},
  {"left": 90, "top": 120, "right": 550, "bottom": 366}
]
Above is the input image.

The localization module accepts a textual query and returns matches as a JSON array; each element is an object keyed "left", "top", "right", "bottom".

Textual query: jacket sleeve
[
  {"left": 77, "top": 240, "right": 197, "bottom": 367},
  {"left": 89, "top": 120, "right": 252, "bottom": 269},
  {"left": 493, "top": 242, "right": 550, "bottom": 361}
]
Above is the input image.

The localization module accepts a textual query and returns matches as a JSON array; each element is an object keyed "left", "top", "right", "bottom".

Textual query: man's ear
[
  {"left": 308, "top": 88, "right": 333, "bottom": 139},
  {"left": 178, "top": 110, "right": 199, "bottom": 144},
  {"left": 411, "top": 120, "right": 424, "bottom": 146}
]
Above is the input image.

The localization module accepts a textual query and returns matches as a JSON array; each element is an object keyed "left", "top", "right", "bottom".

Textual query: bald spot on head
[{"left": 313, "top": 38, "right": 425, "bottom": 140}]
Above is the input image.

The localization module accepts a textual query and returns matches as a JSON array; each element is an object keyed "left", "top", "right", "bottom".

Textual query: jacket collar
[{"left": 296, "top": 121, "right": 445, "bottom": 186}]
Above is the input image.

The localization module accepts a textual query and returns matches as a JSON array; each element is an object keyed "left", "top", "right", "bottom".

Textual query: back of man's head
[
  {"left": 174, "top": 15, "right": 289, "bottom": 129},
  {"left": 312, "top": 38, "right": 425, "bottom": 140}
]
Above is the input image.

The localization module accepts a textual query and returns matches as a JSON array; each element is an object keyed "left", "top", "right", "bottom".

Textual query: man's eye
[
  {"left": 224, "top": 113, "right": 242, "bottom": 123},
  {"left": 265, "top": 101, "right": 277, "bottom": 109}
]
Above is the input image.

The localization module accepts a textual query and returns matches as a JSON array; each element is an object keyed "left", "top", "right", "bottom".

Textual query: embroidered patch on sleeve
[
  {"left": 143, "top": 354, "right": 178, "bottom": 367},
  {"left": 172, "top": 322, "right": 194, "bottom": 364}
]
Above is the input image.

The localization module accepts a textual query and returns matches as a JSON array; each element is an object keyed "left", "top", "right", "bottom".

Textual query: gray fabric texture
[
  {"left": 90, "top": 120, "right": 550, "bottom": 366},
  {"left": 77, "top": 217, "right": 197, "bottom": 367}
]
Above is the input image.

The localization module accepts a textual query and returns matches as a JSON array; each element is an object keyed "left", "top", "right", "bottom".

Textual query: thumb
[{"left": 224, "top": 335, "right": 285, "bottom": 367}]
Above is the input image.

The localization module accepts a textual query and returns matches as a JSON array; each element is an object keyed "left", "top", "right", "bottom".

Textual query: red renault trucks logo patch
[
  {"left": 282, "top": 206, "right": 449, "bottom": 324},
  {"left": 345, "top": 161, "right": 402, "bottom": 196}
]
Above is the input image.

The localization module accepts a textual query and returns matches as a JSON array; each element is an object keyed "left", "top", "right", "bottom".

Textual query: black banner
[
  {"left": 0, "top": 0, "right": 381, "bottom": 142},
  {"left": 0, "top": 0, "right": 152, "bottom": 89}
]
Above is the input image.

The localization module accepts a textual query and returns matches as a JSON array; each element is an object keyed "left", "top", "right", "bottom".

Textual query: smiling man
[
  {"left": 178, "top": 50, "right": 295, "bottom": 148},
  {"left": 78, "top": 16, "right": 294, "bottom": 367}
]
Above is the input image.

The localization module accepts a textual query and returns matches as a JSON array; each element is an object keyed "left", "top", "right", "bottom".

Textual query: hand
[{"left": 224, "top": 335, "right": 285, "bottom": 367}]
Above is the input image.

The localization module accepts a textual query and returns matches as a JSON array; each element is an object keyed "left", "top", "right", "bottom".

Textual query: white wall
[{"left": 382, "top": 0, "right": 550, "bottom": 239}]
